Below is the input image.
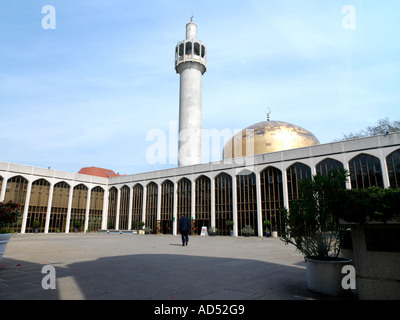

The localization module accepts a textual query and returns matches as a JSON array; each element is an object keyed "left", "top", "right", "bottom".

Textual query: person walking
[{"left": 178, "top": 214, "right": 191, "bottom": 246}]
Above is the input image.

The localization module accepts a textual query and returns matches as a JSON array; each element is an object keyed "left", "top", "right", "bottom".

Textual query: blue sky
[{"left": 0, "top": 0, "right": 399, "bottom": 175}]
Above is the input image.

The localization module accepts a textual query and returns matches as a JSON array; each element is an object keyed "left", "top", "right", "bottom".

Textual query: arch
[
  {"left": 215, "top": 172, "right": 233, "bottom": 236},
  {"left": 386, "top": 149, "right": 400, "bottom": 188},
  {"left": 260, "top": 166, "right": 284, "bottom": 236},
  {"left": 49, "top": 181, "right": 71, "bottom": 233},
  {"left": 316, "top": 158, "right": 345, "bottom": 177},
  {"left": 118, "top": 185, "right": 130, "bottom": 230},
  {"left": 88, "top": 186, "right": 104, "bottom": 231},
  {"left": 185, "top": 41, "right": 192, "bottom": 55},
  {"left": 160, "top": 179, "right": 174, "bottom": 234},
  {"left": 286, "top": 162, "right": 312, "bottom": 205},
  {"left": 70, "top": 183, "right": 89, "bottom": 232},
  {"left": 91, "top": 185, "right": 105, "bottom": 192},
  {"left": 107, "top": 187, "right": 118, "bottom": 229},
  {"left": 26, "top": 179, "right": 51, "bottom": 233},
  {"left": 236, "top": 168, "right": 254, "bottom": 176},
  {"left": 131, "top": 184, "right": 144, "bottom": 231},
  {"left": 177, "top": 178, "right": 191, "bottom": 224},
  {"left": 195, "top": 175, "right": 211, "bottom": 235},
  {"left": 349, "top": 153, "right": 384, "bottom": 189},
  {"left": 4, "top": 175, "right": 29, "bottom": 233},
  {"left": 179, "top": 43, "right": 184, "bottom": 57},
  {"left": 145, "top": 182, "right": 158, "bottom": 234},
  {"left": 201, "top": 45, "right": 206, "bottom": 58},
  {"left": 236, "top": 171, "right": 258, "bottom": 236},
  {"left": 194, "top": 42, "right": 200, "bottom": 56}
]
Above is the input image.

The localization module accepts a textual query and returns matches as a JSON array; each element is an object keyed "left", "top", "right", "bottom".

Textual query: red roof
[{"left": 78, "top": 167, "right": 121, "bottom": 179}]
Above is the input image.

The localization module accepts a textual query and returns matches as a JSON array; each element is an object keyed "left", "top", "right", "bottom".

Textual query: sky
[{"left": 0, "top": 0, "right": 399, "bottom": 175}]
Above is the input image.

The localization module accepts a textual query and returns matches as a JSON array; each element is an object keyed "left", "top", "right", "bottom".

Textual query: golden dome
[{"left": 223, "top": 120, "right": 320, "bottom": 159}]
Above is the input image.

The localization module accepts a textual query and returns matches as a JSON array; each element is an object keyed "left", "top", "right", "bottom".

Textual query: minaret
[{"left": 175, "top": 18, "right": 207, "bottom": 167}]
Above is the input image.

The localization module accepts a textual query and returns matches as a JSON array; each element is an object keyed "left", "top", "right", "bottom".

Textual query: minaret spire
[{"left": 175, "top": 20, "right": 207, "bottom": 167}]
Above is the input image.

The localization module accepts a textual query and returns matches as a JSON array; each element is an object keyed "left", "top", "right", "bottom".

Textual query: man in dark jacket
[{"left": 178, "top": 214, "right": 191, "bottom": 246}]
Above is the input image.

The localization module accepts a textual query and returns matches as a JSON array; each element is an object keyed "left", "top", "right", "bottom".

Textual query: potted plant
[
  {"left": 226, "top": 220, "right": 234, "bottom": 236},
  {"left": 0, "top": 201, "right": 21, "bottom": 263},
  {"left": 143, "top": 227, "right": 152, "bottom": 234},
  {"left": 263, "top": 220, "right": 271, "bottom": 237},
  {"left": 208, "top": 227, "right": 217, "bottom": 236},
  {"left": 279, "top": 169, "right": 353, "bottom": 296},
  {"left": 73, "top": 220, "right": 81, "bottom": 233},
  {"left": 32, "top": 220, "right": 40, "bottom": 234},
  {"left": 107, "top": 221, "right": 115, "bottom": 230},
  {"left": 139, "top": 221, "right": 145, "bottom": 235},
  {"left": 241, "top": 225, "right": 255, "bottom": 237}
]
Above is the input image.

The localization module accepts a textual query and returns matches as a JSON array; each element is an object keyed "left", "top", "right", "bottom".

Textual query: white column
[
  {"left": 173, "top": 181, "right": 178, "bottom": 235},
  {"left": 84, "top": 187, "right": 91, "bottom": 232},
  {"left": 0, "top": 173, "right": 8, "bottom": 202},
  {"left": 379, "top": 149, "right": 390, "bottom": 188},
  {"left": 282, "top": 167, "right": 290, "bottom": 210},
  {"left": 115, "top": 187, "right": 121, "bottom": 230},
  {"left": 191, "top": 179, "right": 196, "bottom": 221},
  {"left": 44, "top": 182, "right": 54, "bottom": 234},
  {"left": 65, "top": 185, "right": 74, "bottom": 233},
  {"left": 142, "top": 184, "right": 147, "bottom": 226},
  {"left": 101, "top": 189, "right": 109, "bottom": 230},
  {"left": 255, "top": 171, "right": 263, "bottom": 237},
  {"left": 128, "top": 187, "right": 133, "bottom": 231},
  {"left": 210, "top": 177, "right": 215, "bottom": 228},
  {"left": 232, "top": 173, "right": 238, "bottom": 237},
  {"left": 156, "top": 183, "right": 162, "bottom": 233},
  {"left": 21, "top": 180, "right": 32, "bottom": 234}
]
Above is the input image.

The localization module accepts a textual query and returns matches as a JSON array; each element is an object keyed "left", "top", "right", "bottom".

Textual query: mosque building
[{"left": 1, "top": 20, "right": 400, "bottom": 237}]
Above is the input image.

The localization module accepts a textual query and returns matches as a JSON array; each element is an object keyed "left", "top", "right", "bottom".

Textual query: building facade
[{"left": 2, "top": 132, "right": 400, "bottom": 236}]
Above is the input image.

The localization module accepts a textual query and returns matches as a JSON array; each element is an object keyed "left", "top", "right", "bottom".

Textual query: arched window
[
  {"left": 260, "top": 166, "right": 283, "bottom": 236},
  {"left": 185, "top": 42, "right": 192, "bottom": 56},
  {"left": 89, "top": 186, "right": 104, "bottom": 232},
  {"left": 386, "top": 149, "right": 400, "bottom": 188},
  {"left": 131, "top": 184, "right": 143, "bottom": 231},
  {"left": 349, "top": 153, "right": 384, "bottom": 189},
  {"left": 195, "top": 176, "right": 211, "bottom": 235},
  {"left": 27, "top": 179, "right": 51, "bottom": 233},
  {"left": 4, "top": 175, "right": 28, "bottom": 233},
  {"left": 179, "top": 43, "right": 184, "bottom": 57},
  {"left": 316, "top": 158, "right": 344, "bottom": 177},
  {"left": 215, "top": 173, "right": 233, "bottom": 236},
  {"left": 177, "top": 178, "right": 191, "bottom": 224},
  {"left": 49, "top": 181, "right": 70, "bottom": 233},
  {"left": 161, "top": 180, "right": 174, "bottom": 234},
  {"left": 201, "top": 45, "right": 206, "bottom": 58},
  {"left": 145, "top": 182, "right": 158, "bottom": 234},
  {"left": 107, "top": 187, "right": 118, "bottom": 230},
  {"left": 194, "top": 42, "right": 200, "bottom": 56},
  {"left": 236, "top": 172, "right": 258, "bottom": 236},
  {"left": 287, "top": 162, "right": 312, "bottom": 205},
  {"left": 119, "top": 186, "right": 130, "bottom": 230}
]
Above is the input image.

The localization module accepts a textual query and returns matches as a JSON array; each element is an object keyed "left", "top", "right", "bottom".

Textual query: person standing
[{"left": 178, "top": 214, "right": 191, "bottom": 246}]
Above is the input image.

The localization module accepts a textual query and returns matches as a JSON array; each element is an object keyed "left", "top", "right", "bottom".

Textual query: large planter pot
[
  {"left": 305, "top": 257, "right": 353, "bottom": 296},
  {"left": 0, "top": 233, "right": 12, "bottom": 264}
]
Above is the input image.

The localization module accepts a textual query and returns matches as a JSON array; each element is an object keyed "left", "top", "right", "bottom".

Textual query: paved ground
[{"left": 0, "top": 233, "right": 356, "bottom": 300}]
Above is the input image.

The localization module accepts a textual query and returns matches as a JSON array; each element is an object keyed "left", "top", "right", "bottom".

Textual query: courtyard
[{"left": 0, "top": 233, "right": 355, "bottom": 301}]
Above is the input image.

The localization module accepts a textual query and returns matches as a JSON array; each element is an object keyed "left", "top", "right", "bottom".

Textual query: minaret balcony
[{"left": 175, "top": 40, "right": 207, "bottom": 71}]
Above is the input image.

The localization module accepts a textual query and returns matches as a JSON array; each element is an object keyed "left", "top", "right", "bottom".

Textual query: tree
[{"left": 338, "top": 117, "right": 400, "bottom": 141}]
